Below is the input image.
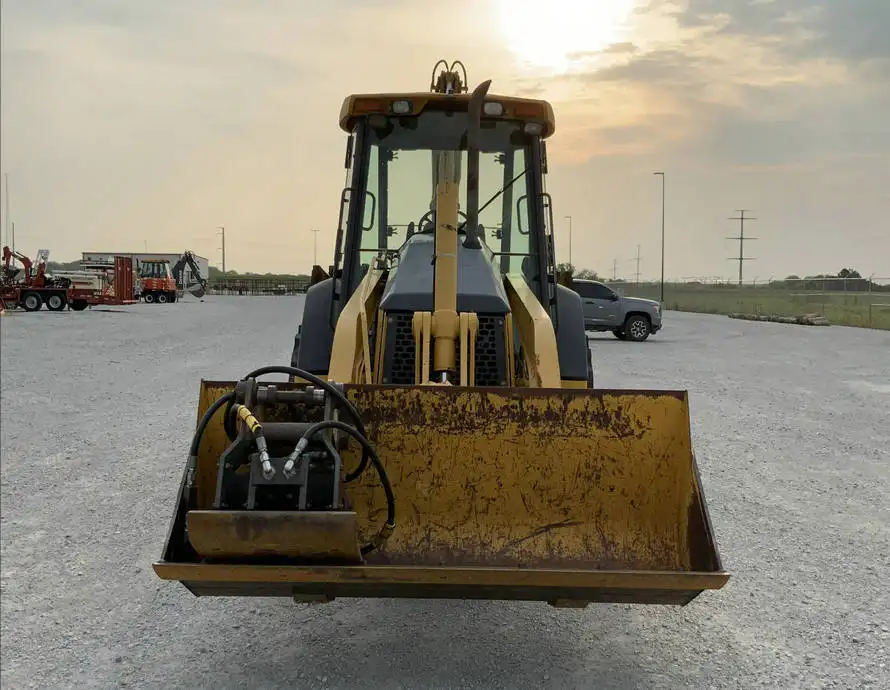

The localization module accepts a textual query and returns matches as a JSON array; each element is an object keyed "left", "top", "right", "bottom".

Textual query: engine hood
[{"left": 622, "top": 296, "right": 661, "bottom": 309}]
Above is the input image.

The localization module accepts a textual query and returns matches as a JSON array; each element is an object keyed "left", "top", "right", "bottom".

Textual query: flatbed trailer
[{"left": 0, "top": 256, "right": 136, "bottom": 312}]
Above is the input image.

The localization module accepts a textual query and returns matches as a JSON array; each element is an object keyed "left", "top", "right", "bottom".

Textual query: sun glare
[{"left": 497, "top": 0, "right": 636, "bottom": 72}]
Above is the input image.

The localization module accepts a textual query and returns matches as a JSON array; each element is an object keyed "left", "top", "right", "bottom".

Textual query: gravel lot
[{"left": 2, "top": 297, "right": 888, "bottom": 690}]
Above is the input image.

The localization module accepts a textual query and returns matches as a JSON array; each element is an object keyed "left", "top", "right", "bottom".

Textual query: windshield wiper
[{"left": 458, "top": 168, "right": 528, "bottom": 233}]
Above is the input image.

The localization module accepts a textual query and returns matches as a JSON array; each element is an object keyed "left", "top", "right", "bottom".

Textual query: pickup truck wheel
[
  {"left": 625, "top": 314, "right": 651, "bottom": 342},
  {"left": 612, "top": 329, "right": 627, "bottom": 340}
]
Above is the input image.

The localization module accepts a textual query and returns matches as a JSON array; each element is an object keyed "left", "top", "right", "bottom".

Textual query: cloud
[
  {"left": 0, "top": 0, "right": 510, "bottom": 269},
  {"left": 680, "top": 0, "right": 890, "bottom": 62},
  {"left": 529, "top": 0, "right": 888, "bottom": 169},
  {"left": 0, "top": 0, "right": 887, "bottom": 277}
]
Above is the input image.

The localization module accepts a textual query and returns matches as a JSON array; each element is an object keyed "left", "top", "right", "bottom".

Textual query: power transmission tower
[
  {"left": 631, "top": 245, "right": 642, "bottom": 286},
  {"left": 726, "top": 210, "right": 757, "bottom": 286},
  {"left": 217, "top": 226, "right": 226, "bottom": 273}
]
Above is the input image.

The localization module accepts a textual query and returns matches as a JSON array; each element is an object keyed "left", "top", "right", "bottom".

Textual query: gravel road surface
[{"left": 2, "top": 298, "right": 888, "bottom": 689}]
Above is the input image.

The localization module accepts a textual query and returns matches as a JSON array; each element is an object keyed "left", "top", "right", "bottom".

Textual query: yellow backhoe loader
[{"left": 153, "top": 61, "right": 729, "bottom": 607}]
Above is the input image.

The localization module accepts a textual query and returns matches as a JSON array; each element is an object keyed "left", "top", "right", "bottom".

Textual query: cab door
[{"left": 577, "top": 281, "right": 621, "bottom": 327}]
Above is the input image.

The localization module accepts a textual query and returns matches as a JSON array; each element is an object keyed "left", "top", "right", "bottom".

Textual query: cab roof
[{"left": 338, "top": 91, "right": 556, "bottom": 138}]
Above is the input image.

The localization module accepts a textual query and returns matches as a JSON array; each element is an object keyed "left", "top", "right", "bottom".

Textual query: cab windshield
[
  {"left": 351, "top": 111, "right": 544, "bottom": 285},
  {"left": 140, "top": 261, "right": 171, "bottom": 279}
]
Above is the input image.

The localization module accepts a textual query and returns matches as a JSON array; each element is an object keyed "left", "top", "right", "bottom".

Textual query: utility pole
[
  {"left": 217, "top": 226, "right": 226, "bottom": 273},
  {"left": 3, "top": 173, "right": 8, "bottom": 248},
  {"left": 564, "top": 215, "right": 573, "bottom": 268},
  {"left": 727, "top": 210, "right": 757, "bottom": 286},
  {"left": 612, "top": 258, "right": 618, "bottom": 281},
  {"left": 632, "top": 244, "right": 642, "bottom": 286},
  {"left": 310, "top": 227, "right": 320, "bottom": 267},
  {"left": 653, "top": 171, "right": 665, "bottom": 302}
]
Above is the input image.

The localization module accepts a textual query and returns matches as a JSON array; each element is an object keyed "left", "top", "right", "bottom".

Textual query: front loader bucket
[
  {"left": 154, "top": 382, "right": 728, "bottom": 606},
  {"left": 185, "top": 282, "right": 206, "bottom": 298}
]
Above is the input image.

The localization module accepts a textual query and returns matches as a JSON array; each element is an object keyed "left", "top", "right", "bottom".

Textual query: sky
[{"left": 1, "top": 0, "right": 888, "bottom": 280}]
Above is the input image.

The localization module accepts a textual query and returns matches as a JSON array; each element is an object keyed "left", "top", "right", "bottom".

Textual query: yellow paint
[
  {"left": 373, "top": 308, "right": 387, "bottom": 385},
  {"left": 341, "top": 386, "right": 708, "bottom": 572},
  {"left": 195, "top": 382, "right": 236, "bottom": 509},
  {"left": 561, "top": 379, "right": 588, "bottom": 389},
  {"left": 503, "top": 312, "right": 515, "bottom": 386},
  {"left": 503, "top": 274, "right": 561, "bottom": 387},
  {"left": 458, "top": 312, "right": 479, "bottom": 386},
  {"left": 235, "top": 405, "right": 262, "bottom": 434},
  {"left": 189, "top": 381, "right": 721, "bottom": 575},
  {"left": 328, "top": 267, "right": 386, "bottom": 384},
  {"left": 430, "top": 152, "right": 461, "bottom": 378},
  {"left": 411, "top": 311, "right": 432, "bottom": 383},
  {"left": 339, "top": 93, "right": 556, "bottom": 137}
]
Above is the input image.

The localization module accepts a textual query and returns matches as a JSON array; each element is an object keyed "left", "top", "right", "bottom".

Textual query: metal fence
[
  {"left": 207, "top": 278, "right": 310, "bottom": 296},
  {"left": 604, "top": 277, "right": 890, "bottom": 330},
  {"left": 204, "top": 274, "right": 890, "bottom": 330}
]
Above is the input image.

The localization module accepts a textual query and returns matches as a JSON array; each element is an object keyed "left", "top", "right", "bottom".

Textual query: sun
[{"left": 496, "top": 0, "right": 636, "bottom": 71}]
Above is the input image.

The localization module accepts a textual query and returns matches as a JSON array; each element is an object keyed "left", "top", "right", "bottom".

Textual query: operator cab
[
  {"left": 333, "top": 83, "right": 559, "bottom": 324},
  {"left": 139, "top": 260, "right": 173, "bottom": 279},
  {"left": 294, "top": 63, "right": 590, "bottom": 388}
]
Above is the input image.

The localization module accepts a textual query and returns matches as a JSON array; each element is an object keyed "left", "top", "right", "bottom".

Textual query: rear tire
[
  {"left": 624, "top": 315, "right": 651, "bottom": 342},
  {"left": 157, "top": 292, "right": 168, "bottom": 304},
  {"left": 143, "top": 292, "right": 155, "bottom": 303},
  {"left": 45, "top": 293, "right": 67, "bottom": 311},
  {"left": 22, "top": 292, "right": 42, "bottom": 311},
  {"left": 70, "top": 300, "right": 88, "bottom": 311}
]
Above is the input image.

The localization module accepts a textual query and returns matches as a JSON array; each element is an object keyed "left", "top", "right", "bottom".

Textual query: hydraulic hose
[
  {"left": 240, "top": 365, "right": 372, "bottom": 482},
  {"left": 187, "top": 368, "right": 394, "bottom": 554},
  {"left": 186, "top": 391, "right": 235, "bottom": 491},
  {"left": 284, "top": 418, "right": 395, "bottom": 555},
  {"left": 231, "top": 404, "right": 273, "bottom": 479}
]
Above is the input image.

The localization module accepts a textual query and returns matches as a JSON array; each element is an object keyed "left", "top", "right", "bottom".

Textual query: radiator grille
[{"left": 381, "top": 312, "right": 507, "bottom": 386}]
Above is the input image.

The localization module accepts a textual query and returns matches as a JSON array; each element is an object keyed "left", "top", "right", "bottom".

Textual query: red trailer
[
  {"left": 66, "top": 256, "right": 137, "bottom": 310},
  {"left": 1, "top": 249, "right": 136, "bottom": 311}
]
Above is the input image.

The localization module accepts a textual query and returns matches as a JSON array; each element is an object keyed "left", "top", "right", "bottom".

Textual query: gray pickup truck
[{"left": 573, "top": 279, "right": 663, "bottom": 341}]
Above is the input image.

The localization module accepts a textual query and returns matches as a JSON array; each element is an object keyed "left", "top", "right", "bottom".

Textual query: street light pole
[
  {"left": 564, "top": 215, "right": 573, "bottom": 268},
  {"left": 217, "top": 226, "right": 226, "bottom": 273},
  {"left": 310, "top": 227, "right": 320, "bottom": 267},
  {"left": 653, "top": 172, "right": 665, "bottom": 303}
]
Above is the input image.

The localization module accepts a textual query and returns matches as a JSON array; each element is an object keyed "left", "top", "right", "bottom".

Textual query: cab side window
[
  {"left": 576, "top": 282, "right": 615, "bottom": 300},
  {"left": 575, "top": 282, "right": 596, "bottom": 299}
]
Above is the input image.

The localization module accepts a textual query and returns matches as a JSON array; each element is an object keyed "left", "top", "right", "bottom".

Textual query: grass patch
[{"left": 610, "top": 285, "right": 890, "bottom": 330}]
